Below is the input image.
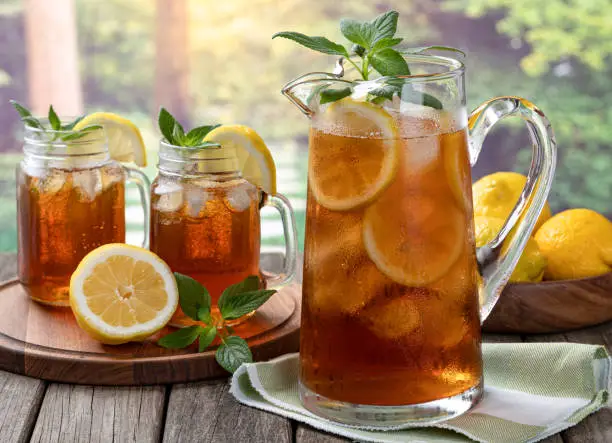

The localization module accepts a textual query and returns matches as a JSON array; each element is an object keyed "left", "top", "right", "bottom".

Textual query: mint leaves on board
[
  {"left": 157, "top": 273, "right": 277, "bottom": 373},
  {"left": 158, "top": 107, "right": 221, "bottom": 148},
  {"left": 273, "top": 11, "right": 462, "bottom": 109},
  {"left": 10, "top": 100, "right": 102, "bottom": 141}
]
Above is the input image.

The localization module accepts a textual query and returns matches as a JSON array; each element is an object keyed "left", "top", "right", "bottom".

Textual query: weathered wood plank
[
  {"left": 30, "top": 384, "right": 166, "bottom": 443},
  {"left": 163, "top": 379, "right": 291, "bottom": 443},
  {"left": 0, "top": 371, "right": 45, "bottom": 443},
  {"left": 296, "top": 425, "right": 349, "bottom": 443},
  {"left": 0, "top": 253, "right": 46, "bottom": 443}
]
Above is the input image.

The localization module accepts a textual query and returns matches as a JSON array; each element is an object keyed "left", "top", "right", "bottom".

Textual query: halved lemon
[
  {"left": 70, "top": 244, "right": 178, "bottom": 345},
  {"left": 363, "top": 188, "right": 465, "bottom": 286},
  {"left": 74, "top": 112, "right": 147, "bottom": 166},
  {"left": 309, "top": 99, "right": 399, "bottom": 211},
  {"left": 203, "top": 125, "right": 277, "bottom": 194}
]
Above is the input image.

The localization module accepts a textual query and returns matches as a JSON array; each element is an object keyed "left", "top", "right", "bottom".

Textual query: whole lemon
[
  {"left": 474, "top": 215, "right": 547, "bottom": 283},
  {"left": 472, "top": 172, "right": 551, "bottom": 233},
  {"left": 534, "top": 209, "right": 612, "bottom": 280}
]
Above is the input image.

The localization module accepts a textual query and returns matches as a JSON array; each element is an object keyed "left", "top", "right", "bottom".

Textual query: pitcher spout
[{"left": 281, "top": 72, "right": 352, "bottom": 117}]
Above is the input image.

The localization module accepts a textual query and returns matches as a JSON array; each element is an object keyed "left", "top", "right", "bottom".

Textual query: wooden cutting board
[{"left": 0, "top": 280, "right": 301, "bottom": 385}]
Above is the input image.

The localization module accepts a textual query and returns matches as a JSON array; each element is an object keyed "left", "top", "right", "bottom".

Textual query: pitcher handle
[
  {"left": 261, "top": 193, "right": 298, "bottom": 289},
  {"left": 123, "top": 166, "right": 151, "bottom": 249},
  {"left": 469, "top": 97, "right": 557, "bottom": 322}
]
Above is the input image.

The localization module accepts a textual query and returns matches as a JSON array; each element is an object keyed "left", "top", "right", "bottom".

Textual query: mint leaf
[
  {"left": 158, "top": 107, "right": 178, "bottom": 144},
  {"left": 21, "top": 116, "right": 43, "bottom": 130},
  {"left": 158, "top": 325, "right": 202, "bottom": 349},
  {"left": 185, "top": 125, "right": 220, "bottom": 146},
  {"left": 174, "top": 272, "right": 211, "bottom": 321},
  {"left": 48, "top": 105, "right": 61, "bottom": 131},
  {"left": 215, "top": 336, "right": 252, "bottom": 373},
  {"left": 272, "top": 32, "right": 348, "bottom": 57},
  {"left": 10, "top": 100, "right": 32, "bottom": 119},
  {"left": 371, "top": 37, "right": 403, "bottom": 53},
  {"left": 61, "top": 125, "right": 103, "bottom": 141},
  {"left": 198, "top": 325, "right": 217, "bottom": 353},
  {"left": 197, "top": 306, "right": 211, "bottom": 324},
  {"left": 402, "top": 89, "right": 444, "bottom": 110},
  {"left": 219, "top": 289, "right": 276, "bottom": 320},
  {"left": 369, "top": 84, "right": 401, "bottom": 101},
  {"left": 217, "top": 275, "right": 261, "bottom": 311},
  {"left": 62, "top": 115, "right": 84, "bottom": 131},
  {"left": 340, "top": 19, "right": 373, "bottom": 48},
  {"left": 320, "top": 86, "right": 353, "bottom": 105},
  {"left": 172, "top": 121, "right": 185, "bottom": 144},
  {"left": 10, "top": 100, "right": 43, "bottom": 129},
  {"left": 370, "top": 10, "right": 399, "bottom": 44},
  {"left": 370, "top": 48, "right": 410, "bottom": 77}
]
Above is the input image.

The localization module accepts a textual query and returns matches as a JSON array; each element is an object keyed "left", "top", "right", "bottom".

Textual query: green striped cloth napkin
[{"left": 230, "top": 343, "right": 610, "bottom": 443}]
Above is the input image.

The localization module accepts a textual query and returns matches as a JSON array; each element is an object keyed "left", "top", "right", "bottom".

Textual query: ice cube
[
  {"left": 185, "top": 186, "right": 210, "bottom": 217},
  {"left": 72, "top": 169, "right": 102, "bottom": 202},
  {"left": 224, "top": 181, "right": 255, "bottom": 212},
  {"left": 361, "top": 295, "right": 422, "bottom": 340},
  {"left": 154, "top": 182, "right": 184, "bottom": 213}
]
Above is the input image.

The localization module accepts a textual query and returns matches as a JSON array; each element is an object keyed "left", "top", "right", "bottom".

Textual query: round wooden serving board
[{"left": 0, "top": 280, "right": 301, "bottom": 385}]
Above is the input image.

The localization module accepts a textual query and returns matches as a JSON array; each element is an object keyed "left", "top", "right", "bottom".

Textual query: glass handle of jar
[
  {"left": 468, "top": 97, "right": 557, "bottom": 322},
  {"left": 124, "top": 167, "right": 151, "bottom": 249},
  {"left": 261, "top": 193, "right": 298, "bottom": 289}
]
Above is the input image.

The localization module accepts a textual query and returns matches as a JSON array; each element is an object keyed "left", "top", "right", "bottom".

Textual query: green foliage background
[{"left": 1, "top": 0, "right": 611, "bottom": 251}]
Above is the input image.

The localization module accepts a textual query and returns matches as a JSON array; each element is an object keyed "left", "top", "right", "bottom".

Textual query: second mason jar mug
[
  {"left": 17, "top": 122, "right": 150, "bottom": 306},
  {"left": 150, "top": 139, "right": 298, "bottom": 327}
]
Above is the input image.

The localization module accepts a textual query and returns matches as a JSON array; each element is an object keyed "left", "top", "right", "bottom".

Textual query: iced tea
[
  {"left": 150, "top": 176, "right": 261, "bottom": 325},
  {"left": 300, "top": 111, "right": 482, "bottom": 406},
  {"left": 18, "top": 163, "right": 126, "bottom": 305}
]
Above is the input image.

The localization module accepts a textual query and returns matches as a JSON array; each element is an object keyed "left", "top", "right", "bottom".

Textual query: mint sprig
[
  {"left": 158, "top": 107, "right": 221, "bottom": 148},
  {"left": 273, "top": 10, "right": 456, "bottom": 109},
  {"left": 9, "top": 100, "right": 102, "bottom": 141},
  {"left": 157, "top": 273, "right": 277, "bottom": 373}
]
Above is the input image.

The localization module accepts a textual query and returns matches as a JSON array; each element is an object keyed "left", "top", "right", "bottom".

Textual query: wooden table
[{"left": 0, "top": 252, "right": 609, "bottom": 443}]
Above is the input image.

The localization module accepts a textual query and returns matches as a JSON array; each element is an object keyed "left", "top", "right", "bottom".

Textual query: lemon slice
[
  {"left": 309, "top": 99, "right": 399, "bottom": 211},
  {"left": 74, "top": 112, "right": 147, "bottom": 166},
  {"left": 443, "top": 129, "right": 472, "bottom": 211},
  {"left": 363, "top": 188, "right": 464, "bottom": 286},
  {"left": 203, "top": 125, "right": 277, "bottom": 194},
  {"left": 70, "top": 244, "right": 178, "bottom": 345}
]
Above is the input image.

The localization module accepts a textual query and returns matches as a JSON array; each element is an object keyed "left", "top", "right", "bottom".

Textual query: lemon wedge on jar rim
[
  {"left": 203, "top": 124, "right": 277, "bottom": 195},
  {"left": 70, "top": 244, "right": 178, "bottom": 345},
  {"left": 74, "top": 112, "right": 147, "bottom": 166}
]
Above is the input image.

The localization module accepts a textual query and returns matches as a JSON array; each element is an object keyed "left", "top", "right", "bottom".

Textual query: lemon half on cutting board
[{"left": 70, "top": 244, "right": 178, "bottom": 345}]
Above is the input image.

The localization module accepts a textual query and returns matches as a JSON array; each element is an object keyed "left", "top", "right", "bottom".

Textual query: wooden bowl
[{"left": 482, "top": 272, "right": 612, "bottom": 334}]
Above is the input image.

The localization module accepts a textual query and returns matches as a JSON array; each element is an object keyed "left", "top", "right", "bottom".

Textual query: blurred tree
[
  {"left": 24, "top": 0, "right": 83, "bottom": 115},
  {"left": 443, "top": 0, "right": 612, "bottom": 76},
  {"left": 155, "top": 0, "right": 191, "bottom": 127},
  {"left": 76, "top": 0, "right": 154, "bottom": 114},
  {"left": 443, "top": 0, "right": 612, "bottom": 215}
]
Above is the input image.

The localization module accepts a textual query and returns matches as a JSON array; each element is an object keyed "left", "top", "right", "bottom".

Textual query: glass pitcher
[
  {"left": 282, "top": 54, "right": 556, "bottom": 427},
  {"left": 149, "top": 140, "right": 298, "bottom": 327},
  {"left": 17, "top": 123, "right": 150, "bottom": 306}
]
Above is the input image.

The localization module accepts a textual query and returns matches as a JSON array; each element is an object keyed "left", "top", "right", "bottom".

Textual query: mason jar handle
[
  {"left": 123, "top": 167, "right": 151, "bottom": 249},
  {"left": 261, "top": 193, "right": 298, "bottom": 289},
  {"left": 469, "top": 97, "right": 557, "bottom": 322}
]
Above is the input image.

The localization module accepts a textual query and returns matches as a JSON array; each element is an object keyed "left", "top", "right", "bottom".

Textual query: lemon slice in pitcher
[
  {"left": 309, "top": 99, "right": 399, "bottom": 211},
  {"left": 70, "top": 244, "right": 178, "bottom": 345},
  {"left": 74, "top": 112, "right": 147, "bottom": 166},
  {"left": 203, "top": 125, "right": 277, "bottom": 194}
]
